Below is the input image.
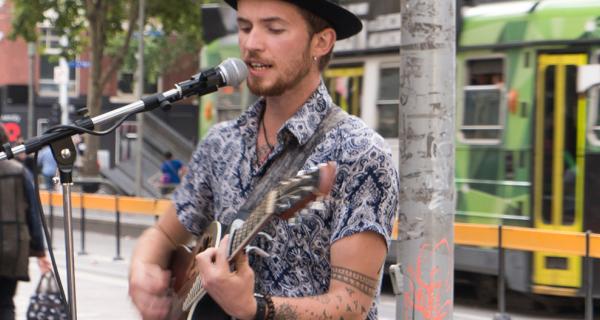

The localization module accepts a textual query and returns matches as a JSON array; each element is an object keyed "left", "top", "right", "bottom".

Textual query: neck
[{"left": 263, "top": 72, "right": 321, "bottom": 129}]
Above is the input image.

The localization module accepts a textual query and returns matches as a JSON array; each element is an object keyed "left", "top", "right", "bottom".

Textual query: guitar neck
[{"left": 227, "top": 191, "right": 278, "bottom": 262}]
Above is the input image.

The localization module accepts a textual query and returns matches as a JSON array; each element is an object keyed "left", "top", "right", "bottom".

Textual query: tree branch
[{"left": 99, "top": 0, "right": 139, "bottom": 88}]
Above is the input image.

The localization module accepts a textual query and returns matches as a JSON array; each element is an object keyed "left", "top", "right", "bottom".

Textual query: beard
[{"left": 246, "top": 46, "right": 313, "bottom": 97}]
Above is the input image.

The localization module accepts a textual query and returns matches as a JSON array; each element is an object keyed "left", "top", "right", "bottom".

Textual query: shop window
[{"left": 377, "top": 66, "right": 400, "bottom": 138}]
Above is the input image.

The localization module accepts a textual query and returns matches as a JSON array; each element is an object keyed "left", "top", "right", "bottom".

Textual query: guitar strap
[{"left": 230, "top": 105, "right": 348, "bottom": 224}]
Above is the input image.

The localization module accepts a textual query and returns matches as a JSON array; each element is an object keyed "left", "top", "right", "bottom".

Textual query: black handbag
[{"left": 26, "top": 271, "right": 68, "bottom": 320}]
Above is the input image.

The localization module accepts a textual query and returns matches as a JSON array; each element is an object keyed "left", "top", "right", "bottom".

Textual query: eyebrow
[{"left": 237, "top": 16, "right": 289, "bottom": 25}]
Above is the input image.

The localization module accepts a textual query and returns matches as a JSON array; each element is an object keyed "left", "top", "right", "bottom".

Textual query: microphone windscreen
[{"left": 220, "top": 58, "right": 248, "bottom": 87}]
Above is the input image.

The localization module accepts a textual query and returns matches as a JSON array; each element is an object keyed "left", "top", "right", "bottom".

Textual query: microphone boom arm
[{"left": 0, "top": 79, "right": 216, "bottom": 161}]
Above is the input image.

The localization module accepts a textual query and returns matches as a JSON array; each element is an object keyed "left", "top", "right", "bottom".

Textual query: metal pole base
[{"left": 493, "top": 312, "right": 512, "bottom": 320}]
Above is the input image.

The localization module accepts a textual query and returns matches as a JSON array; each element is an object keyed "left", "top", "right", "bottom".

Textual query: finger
[
  {"left": 131, "top": 287, "right": 172, "bottom": 319},
  {"left": 233, "top": 250, "right": 250, "bottom": 275},
  {"left": 132, "top": 263, "right": 171, "bottom": 294},
  {"left": 195, "top": 247, "right": 218, "bottom": 273},
  {"left": 146, "top": 295, "right": 172, "bottom": 319}
]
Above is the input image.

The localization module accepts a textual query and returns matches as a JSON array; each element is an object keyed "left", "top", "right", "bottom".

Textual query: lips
[
  {"left": 246, "top": 60, "right": 273, "bottom": 72},
  {"left": 250, "top": 62, "right": 272, "bottom": 70}
]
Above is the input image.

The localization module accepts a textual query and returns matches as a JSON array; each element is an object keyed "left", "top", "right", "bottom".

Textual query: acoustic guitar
[{"left": 168, "top": 163, "right": 335, "bottom": 319}]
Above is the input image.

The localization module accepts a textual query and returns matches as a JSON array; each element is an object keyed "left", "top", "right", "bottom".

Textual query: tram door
[
  {"left": 324, "top": 66, "right": 364, "bottom": 117},
  {"left": 533, "top": 53, "right": 588, "bottom": 292}
]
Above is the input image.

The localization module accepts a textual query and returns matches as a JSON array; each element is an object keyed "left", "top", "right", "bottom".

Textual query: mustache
[{"left": 243, "top": 51, "right": 272, "bottom": 64}]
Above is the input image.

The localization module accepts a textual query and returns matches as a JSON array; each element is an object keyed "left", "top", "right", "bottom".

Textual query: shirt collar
[{"left": 237, "top": 81, "right": 333, "bottom": 146}]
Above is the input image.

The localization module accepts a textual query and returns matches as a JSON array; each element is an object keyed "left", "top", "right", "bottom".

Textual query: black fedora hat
[{"left": 223, "top": 0, "right": 363, "bottom": 40}]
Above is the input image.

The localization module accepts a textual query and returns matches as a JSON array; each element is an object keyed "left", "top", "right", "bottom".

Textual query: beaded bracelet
[
  {"left": 253, "top": 293, "right": 268, "bottom": 320},
  {"left": 264, "top": 294, "right": 275, "bottom": 320}
]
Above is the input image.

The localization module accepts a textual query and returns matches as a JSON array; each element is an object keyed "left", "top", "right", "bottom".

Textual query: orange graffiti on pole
[{"left": 404, "top": 239, "right": 453, "bottom": 320}]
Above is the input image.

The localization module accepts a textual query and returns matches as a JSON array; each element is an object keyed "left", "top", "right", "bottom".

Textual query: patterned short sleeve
[
  {"left": 328, "top": 119, "right": 399, "bottom": 249},
  {"left": 173, "top": 123, "right": 228, "bottom": 236}
]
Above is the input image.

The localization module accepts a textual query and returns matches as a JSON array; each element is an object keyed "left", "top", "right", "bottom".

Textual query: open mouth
[{"left": 249, "top": 62, "right": 273, "bottom": 71}]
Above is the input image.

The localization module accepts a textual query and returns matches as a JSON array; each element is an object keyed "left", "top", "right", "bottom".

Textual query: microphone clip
[{"left": 157, "top": 93, "right": 172, "bottom": 112}]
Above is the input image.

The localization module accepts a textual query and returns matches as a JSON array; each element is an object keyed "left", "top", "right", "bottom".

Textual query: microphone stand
[{"left": 0, "top": 76, "right": 219, "bottom": 320}]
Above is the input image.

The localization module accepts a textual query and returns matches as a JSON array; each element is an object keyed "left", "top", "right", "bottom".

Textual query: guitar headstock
[{"left": 273, "top": 161, "right": 336, "bottom": 219}]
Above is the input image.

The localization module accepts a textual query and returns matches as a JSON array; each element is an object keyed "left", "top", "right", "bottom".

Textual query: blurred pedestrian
[
  {"left": 36, "top": 146, "right": 57, "bottom": 191},
  {"left": 159, "top": 151, "right": 185, "bottom": 196},
  {"left": 0, "top": 124, "right": 51, "bottom": 320},
  {"left": 14, "top": 136, "right": 35, "bottom": 174}
]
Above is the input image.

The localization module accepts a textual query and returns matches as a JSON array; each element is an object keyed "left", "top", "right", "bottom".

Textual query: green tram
[
  {"left": 455, "top": 0, "right": 600, "bottom": 298},
  {"left": 198, "top": 0, "right": 600, "bottom": 298}
]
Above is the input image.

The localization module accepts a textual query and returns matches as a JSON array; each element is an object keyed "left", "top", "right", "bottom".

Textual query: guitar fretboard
[{"left": 228, "top": 172, "right": 320, "bottom": 260}]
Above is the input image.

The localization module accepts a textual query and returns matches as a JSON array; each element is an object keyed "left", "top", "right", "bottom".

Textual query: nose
[{"left": 241, "top": 28, "right": 264, "bottom": 53}]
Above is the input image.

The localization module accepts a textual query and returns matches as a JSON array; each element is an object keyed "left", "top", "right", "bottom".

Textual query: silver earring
[{"left": 313, "top": 56, "right": 318, "bottom": 62}]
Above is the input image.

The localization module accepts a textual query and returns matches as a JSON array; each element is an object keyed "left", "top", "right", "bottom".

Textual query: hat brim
[{"left": 223, "top": 0, "right": 362, "bottom": 40}]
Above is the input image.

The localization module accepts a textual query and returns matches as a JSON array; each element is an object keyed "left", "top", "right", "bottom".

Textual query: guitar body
[
  {"left": 188, "top": 295, "right": 229, "bottom": 320},
  {"left": 169, "top": 221, "right": 229, "bottom": 320}
]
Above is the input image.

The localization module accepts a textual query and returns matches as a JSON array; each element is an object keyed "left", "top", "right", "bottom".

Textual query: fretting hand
[{"left": 196, "top": 235, "right": 257, "bottom": 320}]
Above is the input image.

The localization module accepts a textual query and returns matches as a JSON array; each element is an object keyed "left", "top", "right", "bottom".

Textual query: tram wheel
[{"left": 474, "top": 275, "right": 497, "bottom": 305}]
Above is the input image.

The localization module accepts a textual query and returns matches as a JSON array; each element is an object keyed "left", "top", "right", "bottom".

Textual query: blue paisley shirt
[{"left": 173, "top": 82, "right": 399, "bottom": 319}]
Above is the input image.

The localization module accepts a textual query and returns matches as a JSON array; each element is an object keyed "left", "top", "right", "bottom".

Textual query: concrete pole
[
  {"left": 396, "top": 0, "right": 456, "bottom": 319},
  {"left": 27, "top": 42, "right": 35, "bottom": 138},
  {"left": 134, "top": 0, "right": 145, "bottom": 196}
]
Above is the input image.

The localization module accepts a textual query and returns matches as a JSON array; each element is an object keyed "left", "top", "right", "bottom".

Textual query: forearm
[
  {"left": 130, "top": 204, "right": 192, "bottom": 270},
  {"left": 266, "top": 232, "right": 387, "bottom": 320},
  {"left": 130, "top": 226, "right": 177, "bottom": 269},
  {"left": 270, "top": 289, "right": 372, "bottom": 320}
]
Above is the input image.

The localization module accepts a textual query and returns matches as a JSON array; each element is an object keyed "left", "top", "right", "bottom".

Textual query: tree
[{"left": 9, "top": 0, "right": 210, "bottom": 176}]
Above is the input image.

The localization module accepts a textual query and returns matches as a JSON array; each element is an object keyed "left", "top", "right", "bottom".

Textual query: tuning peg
[
  {"left": 287, "top": 216, "right": 300, "bottom": 226},
  {"left": 277, "top": 202, "right": 291, "bottom": 211},
  {"left": 245, "top": 246, "right": 270, "bottom": 258},
  {"left": 298, "top": 166, "right": 319, "bottom": 176},
  {"left": 256, "top": 232, "right": 274, "bottom": 242},
  {"left": 310, "top": 201, "right": 325, "bottom": 211}
]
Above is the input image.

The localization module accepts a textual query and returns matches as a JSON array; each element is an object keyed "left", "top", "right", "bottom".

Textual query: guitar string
[
  {"left": 231, "top": 181, "right": 318, "bottom": 250},
  {"left": 231, "top": 175, "right": 317, "bottom": 249}
]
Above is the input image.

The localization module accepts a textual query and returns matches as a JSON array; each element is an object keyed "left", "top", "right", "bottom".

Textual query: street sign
[
  {"left": 68, "top": 60, "right": 91, "bottom": 68},
  {"left": 53, "top": 65, "right": 69, "bottom": 84}
]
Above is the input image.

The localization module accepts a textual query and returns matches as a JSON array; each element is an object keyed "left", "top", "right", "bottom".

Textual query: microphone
[{"left": 176, "top": 57, "right": 248, "bottom": 98}]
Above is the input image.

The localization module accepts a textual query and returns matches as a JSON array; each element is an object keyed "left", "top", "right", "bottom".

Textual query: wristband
[{"left": 254, "top": 293, "right": 268, "bottom": 320}]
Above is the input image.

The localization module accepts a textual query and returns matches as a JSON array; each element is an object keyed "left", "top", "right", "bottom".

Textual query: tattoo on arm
[
  {"left": 272, "top": 267, "right": 377, "bottom": 319},
  {"left": 274, "top": 303, "right": 300, "bottom": 320},
  {"left": 331, "top": 265, "right": 378, "bottom": 297}
]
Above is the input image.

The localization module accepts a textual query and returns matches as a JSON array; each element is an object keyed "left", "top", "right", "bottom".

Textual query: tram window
[
  {"left": 376, "top": 66, "right": 400, "bottom": 138},
  {"left": 460, "top": 58, "right": 505, "bottom": 143},
  {"left": 467, "top": 58, "right": 504, "bottom": 86},
  {"left": 461, "top": 85, "right": 503, "bottom": 140}
]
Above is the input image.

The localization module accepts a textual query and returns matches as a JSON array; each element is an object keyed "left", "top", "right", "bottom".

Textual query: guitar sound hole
[{"left": 202, "top": 236, "right": 211, "bottom": 249}]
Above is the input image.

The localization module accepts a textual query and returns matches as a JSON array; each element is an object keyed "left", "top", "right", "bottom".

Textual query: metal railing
[{"left": 40, "top": 189, "right": 600, "bottom": 319}]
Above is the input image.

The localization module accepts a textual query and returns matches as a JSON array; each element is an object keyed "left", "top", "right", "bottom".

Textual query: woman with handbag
[{"left": 0, "top": 124, "right": 51, "bottom": 320}]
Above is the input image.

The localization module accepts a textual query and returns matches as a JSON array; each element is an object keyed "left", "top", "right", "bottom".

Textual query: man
[
  {"left": 0, "top": 124, "right": 51, "bottom": 319},
  {"left": 128, "top": 0, "right": 399, "bottom": 319}
]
